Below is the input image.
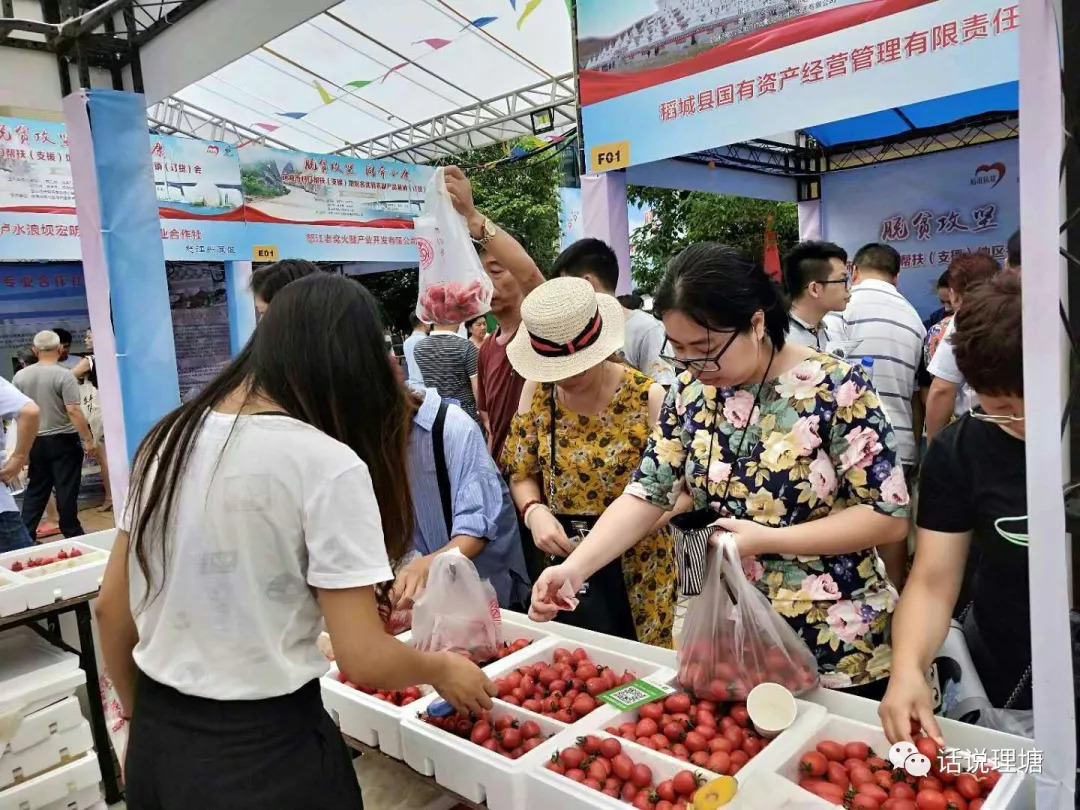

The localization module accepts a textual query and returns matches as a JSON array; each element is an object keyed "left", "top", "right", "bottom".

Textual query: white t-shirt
[
  {"left": 0, "top": 378, "right": 31, "bottom": 513},
  {"left": 927, "top": 318, "right": 976, "bottom": 415},
  {"left": 119, "top": 411, "right": 393, "bottom": 700},
  {"left": 622, "top": 309, "right": 675, "bottom": 385}
]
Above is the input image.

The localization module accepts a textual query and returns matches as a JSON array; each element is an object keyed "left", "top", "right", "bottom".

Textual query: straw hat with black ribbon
[{"left": 507, "top": 276, "right": 626, "bottom": 383}]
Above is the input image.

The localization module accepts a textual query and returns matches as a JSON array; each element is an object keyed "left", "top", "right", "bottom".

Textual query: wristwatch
[{"left": 470, "top": 216, "right": 497, "bottom": 247}]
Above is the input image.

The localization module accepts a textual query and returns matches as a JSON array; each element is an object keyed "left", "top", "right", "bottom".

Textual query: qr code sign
[{"left": 610, "top": 685, "right": 651, "bottom": 705}]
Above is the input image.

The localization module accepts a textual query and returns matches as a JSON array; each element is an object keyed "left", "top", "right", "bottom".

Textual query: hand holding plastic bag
[
  {"left": 677, "top": 534, "right": 819, "bottom": 700},
  {"left": 378, "top": 550, "right": 421, "bottom": 634},
  {"left": 412, "top": 549, "right": 501, "bottom": 663},
  {"left": 414, "top": 167, "right": 493, "bottom": 325}
]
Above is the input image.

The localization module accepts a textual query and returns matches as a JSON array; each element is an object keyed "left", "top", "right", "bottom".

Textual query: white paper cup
[{"left": 746, "top": 682, "right": 797, "bottom": 738}]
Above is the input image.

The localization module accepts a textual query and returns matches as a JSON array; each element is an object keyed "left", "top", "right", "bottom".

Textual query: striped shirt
[
  {"left": 835, "top": 279, "right": 926, "bottom": 465},
  {"left": 408, "top": 390, "right": 530, "bottom": 607},
  {"left": 413, "top": 331, "right": 479, "bottom": 421}
]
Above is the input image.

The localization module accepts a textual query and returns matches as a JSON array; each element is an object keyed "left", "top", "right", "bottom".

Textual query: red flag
[{"left": 763, "top": 213, "right": 781, "bottom": 282}]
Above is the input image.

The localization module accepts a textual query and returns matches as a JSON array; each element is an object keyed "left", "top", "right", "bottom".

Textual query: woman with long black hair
[{"left": 95, "top": 274, "right": 495, "bottom": 810}]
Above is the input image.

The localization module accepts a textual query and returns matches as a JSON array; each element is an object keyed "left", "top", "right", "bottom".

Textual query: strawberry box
[
  {"left": 0, "top": 719, "right": 93, "bottom": 789},
  {"left": 0, "top": 754, "right": 100, "bottom": 810},
  {"left": 772, "top": 714, "right": 1025, "bottom": 809},
  {"left": 500, "top": 611, "right": 678, "bottom": 670},
  {"left": 0, "top": 539, "right": 108, "bottom": 609},
  {"left": 1, "top": 696, "right": 83, "bottom": 759},
  {"left": 400, "top": 691, "right": 571, "bottom": 810}
]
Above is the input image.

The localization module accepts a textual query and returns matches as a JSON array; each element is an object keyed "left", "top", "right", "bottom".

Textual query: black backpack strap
[{"left": 432, "top": 400, "right": 453, "bottom": 539}]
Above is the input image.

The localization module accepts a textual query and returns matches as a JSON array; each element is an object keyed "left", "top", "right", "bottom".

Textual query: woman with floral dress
[
  {"left": 529, "top": 244, "right": 910, "bottom": 699},
  {"left": 501, "top": 277, "right": 677, "bottom": 648}
]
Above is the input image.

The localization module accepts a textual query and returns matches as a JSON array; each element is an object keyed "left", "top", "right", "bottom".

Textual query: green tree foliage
[{"left": 627, "top": 187, "right": 800, "bottom": 293}]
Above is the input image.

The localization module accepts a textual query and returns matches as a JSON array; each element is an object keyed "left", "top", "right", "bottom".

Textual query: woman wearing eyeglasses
[
  {"left": 530, "top": 243, "right": 910, "bottom": 698},
  {"left": 881, "top": 272, "right": 1030, "bottom": 744}
]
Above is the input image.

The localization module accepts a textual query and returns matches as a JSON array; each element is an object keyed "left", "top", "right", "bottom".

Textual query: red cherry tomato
[
  {"left": 914, "top": 790, "right": 947, "bottom": 810},
  {"left": 827, "top": 761, "right": 850, "bottom": 790},
  {"left": 631, "top": 762, "right": 653, "bottom": 788},
  {"left": 800, "top": 750, "right": 829, "bottom": 777},
  {"left": 845, "top": 741, "right": 871, "bottom": 760}
]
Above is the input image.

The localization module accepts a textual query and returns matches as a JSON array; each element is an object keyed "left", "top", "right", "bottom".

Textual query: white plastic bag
[
  {"left": 414, "top": 167, "right": 493, "bottom": 325},
  {"left": 411, "top": 549, "right": 501, "bottom": 663},
  {"left": 677, "top": 535, "right": 819, "bottom": 700}
]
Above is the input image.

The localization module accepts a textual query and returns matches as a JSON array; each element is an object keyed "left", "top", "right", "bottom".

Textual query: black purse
[{"left": 543, "top": 388, "right": 637, "bottom": 640}]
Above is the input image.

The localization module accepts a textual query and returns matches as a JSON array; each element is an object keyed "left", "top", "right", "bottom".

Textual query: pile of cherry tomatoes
[
  {"left": 492, "top": 647, "right": 637, "bottom": 722},
  {"left": 419, "top": 708, "right": 548, "bottom": 760},
  {"left": 334, "top": 673, "right": 424, "bottom": 706},
  {"left": 796, "top": 736, "right": 1002, "bottom": 809},
  {"left": 602, "top": 691, "right": 771, "bottom": 776},
  {"left": 417, "top": 280, "right": 490, "bottom": 325},
  {"left": 677, "top": 642, "right": 818, "bottom": 702},
  {"left": 546, "top": 734, "right": 708, "bottom": 809}
]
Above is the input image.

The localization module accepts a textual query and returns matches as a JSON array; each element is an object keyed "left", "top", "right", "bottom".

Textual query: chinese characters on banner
[
  {"left": 821, "top": 139, "right": 1018, "bottom": 318},
  {"left": 0, "top": 264, "right": 89, "bottom": 377},
  {"left": 656, "top": 7, "right": 1017, "bottom": 124}
]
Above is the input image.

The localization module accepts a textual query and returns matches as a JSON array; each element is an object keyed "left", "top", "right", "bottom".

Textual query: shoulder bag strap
[
  {"left": 548, "top": 386, "right": 557, "bottom": 506},
  {"left": 432, "top": 400, "right": 453, "bottom": 539}
]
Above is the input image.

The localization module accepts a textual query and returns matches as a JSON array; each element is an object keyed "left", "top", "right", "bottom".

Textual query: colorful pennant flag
[
  {"left": 253, "top": 123, "right": 280, "bottom": 131},
  {"left": 508, "top": 0, "right": 516, "bottom": 8},
  {"left": 313, "top": 79, "right": 335, "bottom": 105},
  {"left": 516, "top": 0, "right": 543, "bottom": 28},
  {"left": 414, "top": 37, "right": 451, "bottom": 50},
  {"left": 464, "top": 15, "right": 498, "bottom": 29},
  {"left": 280, "top": 112, "right": 307, "bottom": 119},
  {"left": 346, "top": 79, "right": 374, "bottom": 89},
  {"left": 380, "top": 62, "right": 408, "bottom": 82}
]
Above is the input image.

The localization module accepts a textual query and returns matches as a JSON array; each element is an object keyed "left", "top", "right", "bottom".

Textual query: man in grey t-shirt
[{"left": 13, "top": 331, "right": 96, "bottom": 538}]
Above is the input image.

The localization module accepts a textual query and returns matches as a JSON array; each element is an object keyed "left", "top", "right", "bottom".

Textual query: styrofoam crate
[
  {"left": 0, "top": 574, "right": 26, "bottom": 618},
  {"left": 0, "top": 541, "right": 108, "bottom": 609},
  {"left": 0, "top": 754, "right": 100, "bottom": 810},
  {"left": 2, "top": 697, "right": 83, "bottom": 757},
  {"left": 400, "top": 694, "right": 571, "bottom": 810},
  {"left": 69, "top": 530, "right": 116, "bottom": 553},
  {"left": 571, "top": 670, "right": 827, "bottom": 787},
  {"left": 0, "top": 628, "right": 82, "bottom": 717},
  {"left": 0, "top": 721, "right": 92, "bottom": 789},
  {"left": 528, "top": 728, "right": 725, "bottom": 810},
  {"left": 501, "top": 611, "right": 678, "bottom": 669},
  {"left": 770, "top": 714, "right": 1024, "bottom": 809},
  {"left": 322, "top": 666, "right": 432, "bottom": 760},
  {"left": 38, "top": 785, "right": 102, "bottom": 810}
]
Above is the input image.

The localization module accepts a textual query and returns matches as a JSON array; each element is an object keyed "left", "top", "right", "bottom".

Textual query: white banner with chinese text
[{"left": 820, "top": 139, "right": 1017, "bottom": 318}]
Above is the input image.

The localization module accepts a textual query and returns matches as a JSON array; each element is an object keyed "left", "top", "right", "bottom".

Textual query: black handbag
[{"left": 542, "top": 388, "right": 637, "bottom": 640}]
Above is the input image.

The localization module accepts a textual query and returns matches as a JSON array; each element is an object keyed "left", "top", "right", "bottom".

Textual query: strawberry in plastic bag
[
  {"left": 677, "top": 534, "right": 819, "bottom": 701},
  {"left": 411, "top": 549, "right": 501, "bottom": 664},
  {"left": 414, "top": 168, "right": 493, "bottom": 326}
]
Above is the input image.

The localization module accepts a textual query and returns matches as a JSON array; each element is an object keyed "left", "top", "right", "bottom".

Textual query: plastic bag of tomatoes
[
  {"left": 413, "top": 167, "right": 493, "bottom": 326},
  {"left": 677, "top": 536, "right": 819, "bottom": 701},
  {"left": 412, "top": 549, "right": 501, "bottom": 663}
]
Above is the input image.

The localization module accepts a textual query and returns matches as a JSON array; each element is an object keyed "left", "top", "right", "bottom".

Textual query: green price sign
[{"left": 598, "top": 678, "right": 676, "bottom": 712}]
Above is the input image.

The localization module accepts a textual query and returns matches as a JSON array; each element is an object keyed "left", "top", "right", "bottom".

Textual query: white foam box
[
  {"left": 500, "top": 611, "right": 678, "bottom": 669},
  {"left": 2, "top": 697, "right": 83, "bottom": 759},
  {"left": 769, "top": 714, "right": 1025, "bottom": 809},
  {"left": 321, "top": 625, "right": 553, "bottom": 760},
  {"left": 0, "top": 541, "right": 108, "bottom": 610},
  {"left": 572, "top": 670, "right": 827, "bottom": 787},
  {"left": 528, "top": 727, "right": 726, "bottom": 810},
  {"left": 400, "top": 693, "right": 571, "bottom": 810},
  {"left": 803, "top": 686, "right": 1036, "bottom": 807},
  {"left": 0, "top": 573, "right": 24, "bottom": 619},
  {"left": 0, "top": 721, "right": 92, "bottom": 789},
  {"left": 0, "top": 755, "right": 100, "bottom": 810},
  {"left": 0, "top": 628, "right": 83, "bottom": 717},
  {"left": 68, "top": 530, "right": 116, "bottom": 554},
  {"left": 39, "top": 786, "right": 102, "bottom": 810}
]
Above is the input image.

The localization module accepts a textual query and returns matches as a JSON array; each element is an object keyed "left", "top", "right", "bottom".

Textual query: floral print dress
[
  {"left": 502, "top": 368, "right": 677, "bottom": 648},
  {"left": 626, "top": 353, "right": 910, "bottom": 688}
]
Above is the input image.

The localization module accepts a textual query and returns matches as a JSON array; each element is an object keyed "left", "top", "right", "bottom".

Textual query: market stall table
[{"left": 0, "top": 591, "right": 123, "bottom": 805}]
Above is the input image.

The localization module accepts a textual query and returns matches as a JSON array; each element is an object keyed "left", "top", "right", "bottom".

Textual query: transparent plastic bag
[
  {"left": 677, "top": 534, "right": 819, "bottom": 700},
  {"left": 411, "top": 549, "right": 501, "bottom": 663},
  {"left": 414, "top": 167, "right": 493, "bottom": 325},
  {"left": 378, "top": 550, "right": 420, "bottom": 635}
]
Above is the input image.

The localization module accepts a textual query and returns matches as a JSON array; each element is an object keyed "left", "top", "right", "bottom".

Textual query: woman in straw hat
[
  {"left": 501, "top": 277, "right": 677, "bottom": 647},
  {"left": 527, "top": 244, "right": 911, "bottom": 698}
]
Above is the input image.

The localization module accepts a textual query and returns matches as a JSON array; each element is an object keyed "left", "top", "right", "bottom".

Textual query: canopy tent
[{"left": 155, "top": 0, "right": 577, "bottom": 162}]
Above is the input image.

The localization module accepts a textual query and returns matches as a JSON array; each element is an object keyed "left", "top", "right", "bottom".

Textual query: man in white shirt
[
  {"left": 402, "top": 315, "right": 429, "bottom": 389},
  {"left": 782, "top": 241, "right": 851, "bottom": 352},
  {"left": 552, "top": 238, "right": 675, "bottom": 385},
  {"left": 0, "top": 378, "right": 40, "bottom": 551}
]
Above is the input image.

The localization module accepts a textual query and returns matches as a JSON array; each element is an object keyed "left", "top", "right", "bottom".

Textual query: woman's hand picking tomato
[
  {"left": 528, "top": 562, "right": 584, "bottom": 622},
  {"left": 879, "top": 667, "right": 944, "bottom": 747}
]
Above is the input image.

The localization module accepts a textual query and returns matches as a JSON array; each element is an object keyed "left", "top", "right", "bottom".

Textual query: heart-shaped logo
[{"left": 972, "top": 162, "right": 1006, "bottom": 188}]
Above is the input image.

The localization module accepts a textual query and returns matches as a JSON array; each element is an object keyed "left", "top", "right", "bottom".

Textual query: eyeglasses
[
  {"left": 969, "top": 407, "right": 1025, "bottom": 425},
  {"left": 659, "top": 330, "right": 740, "bottom": 374},
  {"left": 815, "top": 275, "right": 852, "bottom": 289}
]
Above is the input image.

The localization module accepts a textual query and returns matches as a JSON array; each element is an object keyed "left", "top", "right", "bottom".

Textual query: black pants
[
  {"left": 21, "top": 432, "right": 83, "bottom": 538},
  {"left": 126, "top": 674, "right": 363, "bottom": 810}
]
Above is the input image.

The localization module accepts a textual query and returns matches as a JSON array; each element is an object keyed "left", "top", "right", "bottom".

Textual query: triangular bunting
[
  {"left": 253, "top": 123, "right": 279, "bottom": 131},
  {"left": 346, "top": 79, "right": 374, "bottom": 89},
  {"left": 280, "top": 112, "right": 307, "bottom": 119},
  {"left": 517, "top": 0, "right": 543, "bottom": 28},
  {"left": 414, "top": 37, "right": 451, "bottom": 50},
  {"left": 380, "top": 62, "right": 408, "bottom": 82},
  {"left": 464, "top": 15, "right": 498, "bottom": 29},
  {"left": 508, "top": 0, "right": 516, "bottom": 8},
  {"left": 313, "top": 79, "right": 335, "bottom": 105}
]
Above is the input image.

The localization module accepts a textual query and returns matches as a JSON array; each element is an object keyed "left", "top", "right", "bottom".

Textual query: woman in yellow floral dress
[
  {"left": 501, "top": 277, "right": 677, "bottom": 647},
  {"left": 529, "top": 245, "right": 911, "bottom": 700}
]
